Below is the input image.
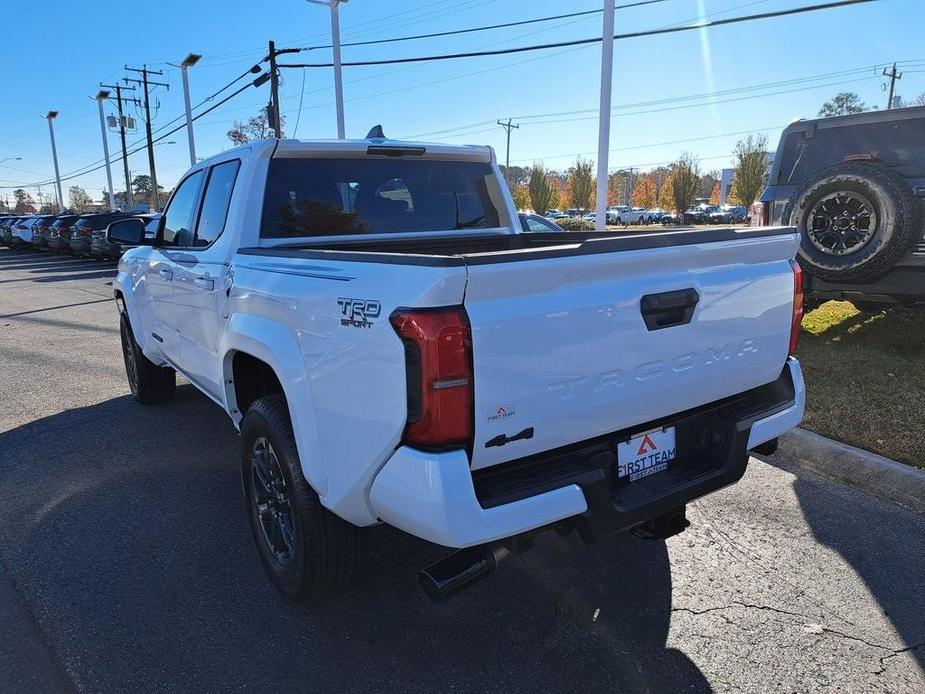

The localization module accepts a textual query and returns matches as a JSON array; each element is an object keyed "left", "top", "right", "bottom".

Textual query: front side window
[
  {"left": 260, "top": 158, "right": 503, "bottom": 238},
  {"left": 194, "top": 160, "right": 240, "bottom": 246},
  {"left": 162, "top": 170, "right": 205, "bottom": 246}
]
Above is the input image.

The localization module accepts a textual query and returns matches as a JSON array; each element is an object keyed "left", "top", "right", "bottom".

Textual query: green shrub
[{"left": 554, "top": 217, "right": 594, "bottom": 231}]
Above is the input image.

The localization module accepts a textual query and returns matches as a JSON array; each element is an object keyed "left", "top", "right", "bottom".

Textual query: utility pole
[
  {"left": 308, "top": 0, "right": 349, "bottom": 138},
  {"left": 497, "top": 119, "right": 520, "bottom": 180},
  {"left": 594, "top": 0, "right": 616, "bottom": 231},
  {"left": 266, "top": 42, "right": 301, "bottom": 139},
  {"left": 268, "top": 40, "right": 282, "bottom": 139},
  {"left": 101, "top": 82, "right": 135, "bottom": 211},
  {"left": 43, "top": 111, "right": 64, "bottom": 213},
  {"left": 883, "top": 63, "right": 903, "bottom": 109},
  {"left": 179, "top": 54, "right": 201, "bottom": 166},
  {"left": 94, "top": 90, "right": 117, "bottom": 211},
  {"left": 124, "top": 65, "right": 169, "bottom": 211}
]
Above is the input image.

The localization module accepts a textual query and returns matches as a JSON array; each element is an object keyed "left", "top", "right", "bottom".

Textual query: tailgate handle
[{"left": 640, "top": 288, "right": 700, "bottom": 331}]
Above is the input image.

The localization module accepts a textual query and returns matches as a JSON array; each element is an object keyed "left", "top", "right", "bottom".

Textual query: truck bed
[{"left": 238, "top": 226, "right": 796, "bottom": 266}]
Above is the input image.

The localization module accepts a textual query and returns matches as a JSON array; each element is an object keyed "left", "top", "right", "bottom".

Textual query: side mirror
[{"left": 106, "top": 218, "right": 146, "bottom": 245}]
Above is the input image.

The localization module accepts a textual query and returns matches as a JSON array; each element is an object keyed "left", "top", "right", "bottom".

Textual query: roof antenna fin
[{"left": 366, "top": 124, "right": 386, "bottom": 140}]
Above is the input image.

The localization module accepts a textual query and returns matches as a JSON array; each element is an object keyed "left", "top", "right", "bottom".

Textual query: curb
[{"left": 771, "top": 428, "right": 925, "bottom": 515}]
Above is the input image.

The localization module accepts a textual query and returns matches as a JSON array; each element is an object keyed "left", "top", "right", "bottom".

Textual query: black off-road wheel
[
  {"left": 785, "top": 163, "right": 922, "bottom": 283},
  {"left": 120, "top": 312, "right": 176, "bottom": 405},
  {"left": 241, "top": 394, "right": 363, "bottom": 604}
]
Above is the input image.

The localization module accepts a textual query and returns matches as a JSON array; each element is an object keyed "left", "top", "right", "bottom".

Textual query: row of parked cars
[
  {"left": 545, "top": 204, "right": 750, "bottom": 227},
  {"left": 0, "top": 211, "right": 160, "bottom": 259}
]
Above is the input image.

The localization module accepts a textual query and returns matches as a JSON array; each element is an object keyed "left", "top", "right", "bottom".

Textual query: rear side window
[
  {"left": 194, "top": 160, "right": 240, "bottom": 246},
  {"left": 162, "top": 170, "right": 205, "bottom": 246},
  {"left": 260, "top": 158, "right": 503, "bottom": 238}
]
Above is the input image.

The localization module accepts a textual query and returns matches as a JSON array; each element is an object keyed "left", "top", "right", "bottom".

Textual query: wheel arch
[{"left": 221, "top": 313, "right": 327, "bottom": 496}]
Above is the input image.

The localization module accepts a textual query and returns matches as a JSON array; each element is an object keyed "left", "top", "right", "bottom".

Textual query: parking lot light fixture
[
  {"left": 0, "top": 157, "right": 22, "bottom": 164},
  {"left": 95, "top": 90, "right": 117, "bottom": 211},
  {"left": 179, "top": 53, "right": 201, "bottom": 166},
  {"left": 44, "top": 111, "right": 65, "bottom": 214},
  {"left": 308, "top": 0, "right": 349, "bottom": 139}
]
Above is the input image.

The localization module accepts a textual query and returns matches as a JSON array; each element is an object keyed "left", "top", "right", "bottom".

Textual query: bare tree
[
  {"left": 732, "top": 133, "right": 769, "bottom": 208},
  {"left": 68, "top": 185, "right": 94, "bottom": 212},
  {"left": 227, "top": 106, "right": 285, "bottom": 145}
]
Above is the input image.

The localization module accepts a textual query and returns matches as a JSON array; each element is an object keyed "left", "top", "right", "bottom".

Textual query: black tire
[
  {"left": 241, "top": 394, "right": 363, "bottom": 604},
  {"left": 784, "top": 163, "right": 922, "bottom": 283},
  {"left": 119, "top": 312, "right": 176, "bottom": 404}
]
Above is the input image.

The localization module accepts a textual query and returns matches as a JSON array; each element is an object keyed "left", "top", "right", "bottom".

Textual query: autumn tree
[
  {"left": 227, "top": 106, "right": 284, "bottom": 144},
  {"left": 732, "top": 133, "right": 769, "bottom": 208},
  {"left": 68, "top": 185, "right": 94, "bottom": 211},
  {"left": 670, "top": 153, "right": 700, "bottom": 217},
  {"left": 511, "top": 183, "right": 531, "bottom": 211},
  {"left": 631, "top": 175, "right": 658, "bottom": 209},
  {"left": 709, "top": 182, "right": 720, "bottom": 205},
  {"left": 818, "top": 92, "right": 869, "bottom": 117},
  {"left": 13, "top": 188, "right": 35, "bottom": 213},
  {"left": 528, "top": 163, "right": 556, "bottom": 217},
  {"left": 567, "top": 157, "right": 595, "bottom": 211},
  {"left": 659, "top": 173, "right": 675, "bottom": 212}
]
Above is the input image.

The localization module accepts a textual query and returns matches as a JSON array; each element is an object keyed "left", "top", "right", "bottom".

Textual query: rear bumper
[
  {"left": 70, "top": 237, "right": 91, "bottom": 255},
  {"left": 370, "top": 359, "right": 804, "bottom": 548}
]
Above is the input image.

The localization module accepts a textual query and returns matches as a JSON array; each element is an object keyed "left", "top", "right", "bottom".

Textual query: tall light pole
[
  {"left": 308, "top": 0, "right": 349, "bottom": 139},
  {"left": 594, "top": 0, "right": 615, "bottom": 231},
  {"left": 179, "top": 53, "right": 201, "bottom": 166},
  {"left": 95, "top": 90, "right": 117, "bottom": 211},
  {"left": 44, "top": 111, "right": 65, "bottom": 213},
  {"left": 0, "top": 157, "right": 22, "bottom": 165}
]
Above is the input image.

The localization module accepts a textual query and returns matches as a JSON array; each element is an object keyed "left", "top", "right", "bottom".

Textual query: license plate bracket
[{"left": 617, "top": 426, "right": 677, "bottom": 481}]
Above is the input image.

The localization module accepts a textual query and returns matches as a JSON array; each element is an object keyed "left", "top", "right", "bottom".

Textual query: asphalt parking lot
[{"left": 0, "top": 248, "right": 923, "bottom": 693}]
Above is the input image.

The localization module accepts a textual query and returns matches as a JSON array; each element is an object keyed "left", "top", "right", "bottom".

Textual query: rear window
[
  {"left": 777, "top": 116, "right": 925, "bottom": 183},
  {"left": 260, "top": 157, "right": 503, "bottom": 238},
  {"left": 51, "top": 216, "right": 79, "bottom": 228}
]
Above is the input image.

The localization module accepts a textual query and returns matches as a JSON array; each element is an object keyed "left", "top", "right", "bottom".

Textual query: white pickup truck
[{"left": 109, "top": 134, "right": 805, "bottom": 603}]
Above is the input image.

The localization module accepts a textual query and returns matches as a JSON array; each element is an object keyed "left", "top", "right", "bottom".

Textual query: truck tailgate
[{"left": 464, "top": 230, "right": 799, "bottom": 470}]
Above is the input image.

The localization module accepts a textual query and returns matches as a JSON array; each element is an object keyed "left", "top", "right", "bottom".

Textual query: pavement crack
[{"left": 874, "top": 642, "right": 923, "bottom": 676}]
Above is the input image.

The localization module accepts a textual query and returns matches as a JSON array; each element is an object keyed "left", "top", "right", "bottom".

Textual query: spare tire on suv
[{"left": 784, "top": 162, "right": 922, "bottom": 283}]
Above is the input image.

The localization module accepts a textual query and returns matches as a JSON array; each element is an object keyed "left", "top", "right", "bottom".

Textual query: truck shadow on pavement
[
  {"left": 791, "top": 472, "right": 925, "bottom": 673},
  {"left": 0, "top": 385, "right": 710, "bottom": 692}
]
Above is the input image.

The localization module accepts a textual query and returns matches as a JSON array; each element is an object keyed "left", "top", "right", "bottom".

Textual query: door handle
[
  {"left": 194, "top": 277, "right": 215, "bottom": 290},
  {"left": 158, "top": 269, "right": 173, "bottom": 281},
  {"left": 640, "top": 288, "right": 700, "bottom": 331}
]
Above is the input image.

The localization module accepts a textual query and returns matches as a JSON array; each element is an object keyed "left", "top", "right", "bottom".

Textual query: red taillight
[
  {"left": 789, "top": 259, "right": 803, "bottom": 356},
  {"left": 390, "top": 307, "right": 473, "bottom": 449}
]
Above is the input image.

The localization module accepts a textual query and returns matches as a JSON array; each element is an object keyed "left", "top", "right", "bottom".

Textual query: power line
[
  {"left": 300, "top": 1, "right": 670, "bottom": 51},
  {"left": 279, "top": 0, "right": 878, "bottom": 69},
  {"left": 0, "top": 73, "right": 268, "bottom": 189}
]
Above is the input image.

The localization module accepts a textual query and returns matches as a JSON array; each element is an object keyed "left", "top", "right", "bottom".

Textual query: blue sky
[{"left": 0, "top": 0, "right": 919, "bottom": 204}]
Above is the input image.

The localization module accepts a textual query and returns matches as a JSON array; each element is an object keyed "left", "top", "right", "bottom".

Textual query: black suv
[
  {"left": 69, "top": 212, "right": 127, "bottom": 256},
  {"left": 47, "top": 214, "right": 81, "bottom": 252},
  {"left": 756, "top": 107, "right": 924, "bottom": 307}
]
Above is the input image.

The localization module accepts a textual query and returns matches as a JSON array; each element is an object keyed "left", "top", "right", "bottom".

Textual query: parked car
[
  {"left": 709, "top": 205, "right": 748, "bottom": 225},
  {"left": 544, "top": 209, "right": 566, "bottom": 219},
  {"left": 646, "top": 209, "right": 666, "bottom": 224},
  {"left": 757, "top": 106, "right": 925, "bottom": 307},
  {"left": 46, "top": 214, "right": 80, "bottom": 252},
  {"left": 10, "top": 215, "right": 39, "bottom": 248},
  {"left": 110, "top": 135, "right": 804, "bottom": 604},
  {"left": 69, "top": 211, "right": 128, "bottom": 256},
  {"left": 92, "top": 213, "right": 160, "bottom": 259},
  {"left": 519, "top": 212, "right": 564, "bottom": 232},
  {"left": 683, "top": 204, "right": 718, "bottom": 225},
  {"left": 610, "top": 205, "right": 647, "bottom": 225},
  {"left": 29, "top": 214, "right": 61, "bottom": 251},
  {"left": 0, "top": 216, "right": 20, "bottom": 246}
]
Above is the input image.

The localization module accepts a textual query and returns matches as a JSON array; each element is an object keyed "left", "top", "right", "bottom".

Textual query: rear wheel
[
  {"left": 785, "top": 163, "right": 922, "bottom": 282},
  {"left": 241, "top": 395, "right": 364, "bottom": 604},
  {"left": 120, "top": 313, "right": 175, "bottom": 404}
]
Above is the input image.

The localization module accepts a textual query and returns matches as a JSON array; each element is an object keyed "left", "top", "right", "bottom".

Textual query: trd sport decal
[{"left": 337, "top": 298, "right": 381, "bottom": 329}]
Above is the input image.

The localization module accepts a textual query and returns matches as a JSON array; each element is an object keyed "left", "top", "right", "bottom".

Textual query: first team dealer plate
[{"left": 617, "top": 426, "right": 677, "bottom": 482}]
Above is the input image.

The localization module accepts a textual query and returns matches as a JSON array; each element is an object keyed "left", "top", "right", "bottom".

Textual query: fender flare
[
  {"left": 112, "top": 271, "right": 146, "bottom": 351},
  {"left": 221, "top": 313, "right": 327, "bottom": 496}
]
